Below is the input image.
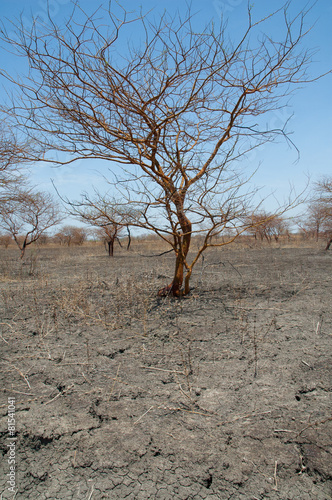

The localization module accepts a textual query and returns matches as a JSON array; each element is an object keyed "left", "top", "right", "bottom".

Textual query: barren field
[{"left": 0, "top": 242, "right": 331, "bottom": 499}]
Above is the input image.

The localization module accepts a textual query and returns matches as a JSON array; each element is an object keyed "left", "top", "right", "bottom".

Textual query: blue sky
[{"left": 0, "top": 0, "right": 331, "bottom": 221}]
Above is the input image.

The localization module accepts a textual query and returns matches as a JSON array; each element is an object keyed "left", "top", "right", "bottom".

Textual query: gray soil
[{"left": 0, "top": 243, "right": 331, "bottom": 499}]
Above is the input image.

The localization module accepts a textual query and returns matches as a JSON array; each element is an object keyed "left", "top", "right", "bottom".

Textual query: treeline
[{"left": 1, "top": 178, "right": 331, "bottom": 253}]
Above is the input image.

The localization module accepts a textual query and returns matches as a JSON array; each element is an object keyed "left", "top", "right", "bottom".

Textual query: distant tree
[
  {"left": 70, "top": 227, "right": 87, "bottom": 246},
  {"left": 0, "top": 233, "right": 12, "bottom": 248},
  {"left": 0, "top": 190, "right": 62, "bottom": 258},
  {"left": 54, "top": 225, "right": 88, "bottom": 247},
  {"left": 64, "top": 192, "right": 134, "bottom": 257},
  {"left": 0, "top": 3, "right": 321, "bottom": 294},
  {"left": 309, "top": 177, "right": 332, "bottom": 250},
  {"left": 52, "top": 230, "right": 67, "bottom": 246},
  {"left": 300, "top": 202, "right": 327, "bottom": 241},
  {"left": 245, "top": 212, "right": 288, "bottom": 242},
  {"left": 36, "top": 233, "right": 50, "bottom": 246},
  {"left": 100, "top": 224, "right": 124, "bottom": 257}
]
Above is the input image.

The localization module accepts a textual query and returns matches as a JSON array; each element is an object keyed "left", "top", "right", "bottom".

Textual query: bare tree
[
  {"left": 63, "top": 192, "right": 133, "bottom": 257},
  {"left": 0, "top": 190, "right": 62, "bottom": 258},
  {"left": 0, "top": 233, "right": 12, "bottom": 248},
  {"left": 297, "top": 177, "right": 332, "bottom": 248},
  {"left": 0, "top": 3, "right": 323, "bottom": 294},
  {"left": 245, "top": 212, "right": 288, "bottom": 243},
  {"left": 101, "top": 225, "right": 124, "bottom": 257},
  {"left": 311, "top": 177, "right": 332, "bottom": 250},
  {"left": 53, "top": 225, "right": 88, "bottom": 247},
  {"left": 301, "top": 202, "right": 327, "bottom": 241}
]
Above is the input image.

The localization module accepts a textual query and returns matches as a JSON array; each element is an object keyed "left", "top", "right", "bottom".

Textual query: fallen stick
[
  {"left": 134, "top": 405, "right": 155, "bottom": 425},
  {"left": 141, "top": 366, "right": 184, "bottom": 374},
  {"left": 44, "top": 384, "right": 74, "bottom": 406}
]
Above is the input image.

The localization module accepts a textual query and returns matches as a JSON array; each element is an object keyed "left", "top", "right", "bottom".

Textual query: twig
[
  {"left": 44, "top": 392, "right": 62, "bottom": 406},
  {"left": 134, "top": 405, "right": 155, "bottom": 425},
  {"left": 176, "top": 381, "right": 196, "bottom": 404},
  {"left": 227, "top": 260, "right": 243, "bottom": 281},
  {"left": 301, "top": 360, "right": 312, "bottom": 368},
  {"left": 4, "top": 390, "right": 37, "bottom": 396},
  {"left": 44, "top": 384, "right": 74, "bottom": 406},
  {"left": 140, "top": 366, "right": 184, "bottom": 374},
  {"left": 0, "top": 322, "right": 15, "bottom": 334},
  {"left": 273, "top": 460, "right": 278, "bottom": 490},
  {"left": 86, "top": 340, "right": 90, "bottom": 367},
  {"left": 3, "top": 362, "right": 31, "bottom": 390},
  {"left": 60, "top": 362, "right": 90, "bottom": 366},
  {"left": 86, "top": 485, "right": 94, "bottom": 500},
  {"left": 253, "top": 320, "right": 258, "bottom": 378},
  {"left": 158, "top": 405, "right": 216, "bottom": 417},
  {"left": 81, "top": 372, "right": 92, "bottom": 385},
  {"left": 295, "top": 416, "right": 332, "bottom": 437},
  {"left": 0, "top": 331, "right": 9, "bottom": 343},
  {"left": 227, "top": 305, "right": 288, "bottom": 312},
  {"left": 108, "top": 364, "right": 121, "bottom": 400},
  {"left": 274, "top": 429, "right": 295, "bottom": 433}
]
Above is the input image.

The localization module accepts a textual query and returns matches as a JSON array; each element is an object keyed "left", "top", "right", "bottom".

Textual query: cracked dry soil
[{"left": 0, "top": 244, "right": 331, "bottom": 499}]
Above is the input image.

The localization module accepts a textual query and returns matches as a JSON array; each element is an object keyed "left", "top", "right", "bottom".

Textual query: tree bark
[
  {"left": 184, "top": 268, "right": 192, "bottom": 296},
  {"left": 19, "top": 237, "right": 27, "bottom": 259},
  {"left": 158, "top": 191, "right": 192, "bottom": 297},
  {"left": 325, "top": 236, "right": 332, "bottom": 251},
  {"left": 107, "top": 239, "right": 114, "bottom": 257}
]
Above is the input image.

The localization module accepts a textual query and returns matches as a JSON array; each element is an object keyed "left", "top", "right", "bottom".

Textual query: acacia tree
[
  {"left": 0, "top": 190, "right": 62, "bottom": 258},
  {"left": 64, "top": 192, "right": 133, "bottom": 257},
  {"left": 0, "top": 3, "right": 321, "bottom": 294},
  {"left": 101, "top": 224, "right": 124, "bottom": 257},
  {"left": 0, "top": 233, "right": 12, "bottom": 248},
  {"left": 245, "top": 212, "right": 288, "bottom": 242},
  {"left": 310, "top": 177, "right": 332, "bottom": 250},
  {"left": 53, "top": 225, "right": 87, "bottom": 246},
  {"left": 301, "top": 202, "right": 327, "bottom": 241}
]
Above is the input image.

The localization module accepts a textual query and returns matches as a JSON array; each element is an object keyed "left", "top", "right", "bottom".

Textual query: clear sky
[{"left": 0, "top": 0, "right": 331, "bottom": 221}]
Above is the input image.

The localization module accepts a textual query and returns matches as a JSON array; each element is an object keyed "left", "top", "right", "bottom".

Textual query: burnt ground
[{"left": 0, "top": 242, "right": 331, "bottom": 499}]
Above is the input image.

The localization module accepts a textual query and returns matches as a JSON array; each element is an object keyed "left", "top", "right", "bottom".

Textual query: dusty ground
[{"left": 0, "top": 242, "right": 331, "bottom": 499}]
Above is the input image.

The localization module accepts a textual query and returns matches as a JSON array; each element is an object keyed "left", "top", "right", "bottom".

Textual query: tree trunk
[
  {"left": 126, "top": 226, "right": 131, "bottom": 250},
  {"left": 325, "top": 236, "right": 332, "bottom": 251},
  {"left": 158, "top": 192, "right": 192, "bottom": 297},
  {"left": 170, "top": 252, "right": 185, "bottom": 297},
  {"left": 20, "top": 237, "right": 27, "bottom": 259},
  {"left": 184, "top": 268, "right": 192, "bottom": 296},
  {"left": 108, "top": 239, "right": 114, "bottom": 257}
]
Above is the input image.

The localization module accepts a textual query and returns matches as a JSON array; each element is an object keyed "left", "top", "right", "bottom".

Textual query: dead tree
[{"left": 0, "top": 3, "right": 322, "bottom": 293}]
